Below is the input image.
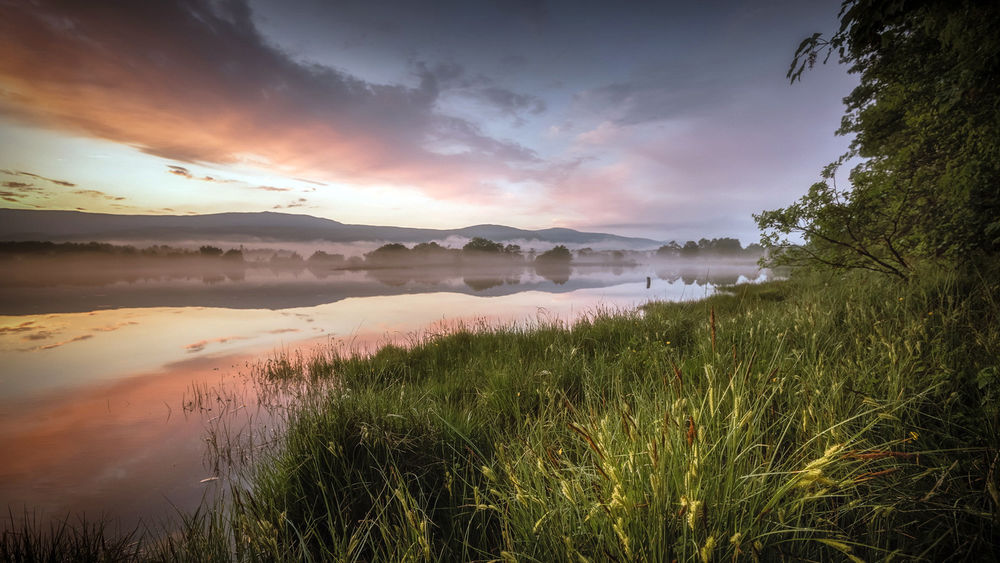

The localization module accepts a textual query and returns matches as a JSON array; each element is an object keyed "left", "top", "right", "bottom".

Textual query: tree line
[
  {"left": 359, "top": 238, "right": 572, "bottom": 267},
  {"left": 654, "top": 237, "right": 763, "bottom": 259},
  {"left": 0, "top": 241, "right": 244, "bottom": 260}
]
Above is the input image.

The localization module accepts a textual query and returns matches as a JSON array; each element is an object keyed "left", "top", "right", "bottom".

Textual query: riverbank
[{"left": 5, "top": 267, "right": 999, "bottom": 561}]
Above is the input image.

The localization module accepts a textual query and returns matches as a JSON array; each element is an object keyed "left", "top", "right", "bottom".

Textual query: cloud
[
  {"left": 166, "top": 164, "right": 240, "bottom": 184},
  {"left": 1, "top": 170, "right": 77, "bottom": 190},
  {"left": 92, "top": 321, "right": 139, "bottom": 332},
  {"left": 293, "top": 177, "right": 328, "bottom": 186},
  {"left": 0, "top": 180, "right": 47, "bottom": 202},
  {"left": 38, "top": 334, "right": 93, "bottom": 351},
  {"left": 72, "top": 189, "right": 126, "bottom": 201},
  {"left": 14, "top": 170, "right": 76, "bottom": 187},
  {"left": 272, "top": 197, "right": 309, "bottom": 209},
  {"left": 0, "top": 0, "right": 542, "bottom": 201},
  {"left": 571, "top": 63, "right": 734, "bottom": 127},
  {"left": 477, "top": 85, "right": 546, "bottom": 116},
  {"left": 0, "top": 321, "right": 37, "bottom": 335},
  {"left": 575, "top": 121, "right": 620, "bottom": 145},
  {"left": 492, "top": 0, "right": 550, "bottom": 28},
  {"left": 417, "top": 61, "right": 546, "bottom": 121},
  {"left": 167, "top": 165, "right": 193, "bottom": 179},
  {"left": 253, "top": 185, "right": 294, "bottom": 192},
  {"left": 21, "top": 330, "right": 56, "bottom": 341}
]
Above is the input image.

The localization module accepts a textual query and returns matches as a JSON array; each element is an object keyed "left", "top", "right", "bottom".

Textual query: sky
[{"left": 0, "top": 0, "right": 857, "bottom": 244}]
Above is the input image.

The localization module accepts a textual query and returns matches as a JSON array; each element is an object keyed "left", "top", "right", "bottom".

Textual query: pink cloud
[{"left": 0, "top": 0, "right": 540, "bottom": 204}]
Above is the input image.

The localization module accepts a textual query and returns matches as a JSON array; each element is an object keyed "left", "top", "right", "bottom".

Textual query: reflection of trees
[
  {"left": 707, "top": 272, "right": 740, "bottom": 286},
  {"left": 656, "top": 266, "right": 757, "bottom": 286},
  {"left": 367, "top": 266, "right": 459, "bottom": 287},
  {"left": 306, "top": 263, "right": 333, "bottom": 279},
  {"left": 655, "top": 269, "right": 680, "bottom": 283},
  {"left": 535, "top": 262, "right": 571, "bottom": 285},
  {"left": 268, "top": 261, "right": 305, "bottom": 274},
  {"left": 462, "top": 267, "right": 524, "bottom": 291},
  {"left": 463, "top": 277, "right": 504, "bottom": 291},
  {"left": 365, "top": 268, "right": 412, "bottom": 287},
  {"left": 680, "top": 270, "right": 701, "bottom": 286},
  {"left": 406, "top": 268, "right": 451, "bottom": 285}
]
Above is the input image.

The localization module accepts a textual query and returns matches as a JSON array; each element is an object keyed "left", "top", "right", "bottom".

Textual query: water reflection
[{"left": 0, "top": 260, "right": 765, "bottom": 530}]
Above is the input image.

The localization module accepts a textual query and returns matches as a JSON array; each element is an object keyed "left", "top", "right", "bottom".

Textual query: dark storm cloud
[{"left": 0, "top": 0, "right": 541, "bottom": 197}]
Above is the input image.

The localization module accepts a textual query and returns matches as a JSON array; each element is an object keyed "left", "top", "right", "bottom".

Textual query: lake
[{"left": 0, "top": 261, "right": 765, "bottom": 530}]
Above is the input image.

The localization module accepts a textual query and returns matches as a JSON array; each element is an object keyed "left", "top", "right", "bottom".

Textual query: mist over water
[{"left": 0, "top": 252, "right": 765, "bottom": 529}]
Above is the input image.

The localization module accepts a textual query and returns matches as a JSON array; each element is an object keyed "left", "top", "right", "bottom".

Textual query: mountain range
[{"left": 0, "top": 209, "right": 662, "bottom": 248}]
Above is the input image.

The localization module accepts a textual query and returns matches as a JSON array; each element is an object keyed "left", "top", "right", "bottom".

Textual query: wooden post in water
[{"left": 646, "top": 276, "right": 651, "bottom": 288}]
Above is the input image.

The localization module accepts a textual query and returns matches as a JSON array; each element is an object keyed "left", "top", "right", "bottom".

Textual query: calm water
[{"left": 0, "top": 261, "right": 764, "bottom": 529}]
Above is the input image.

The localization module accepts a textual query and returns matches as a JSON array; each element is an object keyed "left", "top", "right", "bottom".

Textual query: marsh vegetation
[{"left": 5, "top": 266, "right": 996, "bottom": 560}]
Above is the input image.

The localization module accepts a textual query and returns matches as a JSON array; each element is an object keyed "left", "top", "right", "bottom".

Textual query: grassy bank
[{"left": 6, "top": 268, "right": 999, "bottom": 561}]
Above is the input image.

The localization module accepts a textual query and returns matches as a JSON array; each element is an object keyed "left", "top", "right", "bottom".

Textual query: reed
[{"left": 7, "top": 265, "right": 999, "bottom": 561}]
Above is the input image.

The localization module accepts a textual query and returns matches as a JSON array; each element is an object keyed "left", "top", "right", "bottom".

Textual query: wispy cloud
[
  {"left": 21, "top": 330, "right": 56, "bottom": 341},
  {"left": 272, "top": 197, "right": 309, "bottom": 209},
  {"left": 92, "top": 321, "right": 139, "bottom": 332},
  {"left": 0, "top": 170, "right": 86, "bottom": 203},
  {"left": 167, "top": 165, "right": 193, "bottom": 179},
  {"left": 0, "top": 181, "right": 47, "bottom": 203},
  {"left": 0, "top": 321, "right": 38, "bottom": 335},
  {"left": 0, "top": 0, "right": 542, "bottom": 203},
  {"left": 166, "top": 165, "right": 238, "bottom": 183},
  {"left": 38, "top": 334, "right": 93, "bottom": 351},
  {"left": 72, "top": 189, "right": 126, "bottom": 201},
  {"left": 252, "top": 186, "right": 293, "bottom": 192},
  {"left": 16, "top": 170, "right": 77, "bottom": 187}
]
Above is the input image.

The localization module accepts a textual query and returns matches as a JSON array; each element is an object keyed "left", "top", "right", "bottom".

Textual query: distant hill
[{"left": 0, "top": 209, "right": 662, "bottom": 248}]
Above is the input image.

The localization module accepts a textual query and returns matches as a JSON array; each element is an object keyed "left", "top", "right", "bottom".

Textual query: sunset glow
[{"left": 0, "top": 0, "right": 855, "bottom": 241}]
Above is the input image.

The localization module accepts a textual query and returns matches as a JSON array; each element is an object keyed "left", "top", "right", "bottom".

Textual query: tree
[
  {"left": 308, "top": 250, "right": 344, "bottom": 264},
  {"left": 680, "top": 241, "right": 699, "bottom": 258},
  {"left": 199, "top": 245, "right": 223, "bottom": 257},
  {"left": 462, "top": 237, "right": 505, "bottom": 254},
  {"left": 656, "top": 241, "right": 681, "bottom": 258},
  {"left": 535, "top": 245, "right": 572, "bottom": 263},
  {"left": 412, "top": 242, "right": 444, "bottom": 254},
  {"left": 411, "top": 241, "right": 458, "bottom": 265},
  {"left": 365, "top": 243, "right": 409, "bottom": 265},
  {"left": 757, "top": 0, "right": 1000, "bottom": 277},
  {"left": 503, "top": 244, "right": 523, "bottom": 259}
]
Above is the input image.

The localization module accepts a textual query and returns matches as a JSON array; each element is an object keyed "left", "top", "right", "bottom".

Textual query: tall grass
[{"left": 6, "top": 267, "right": 999, "bottom": 560}]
